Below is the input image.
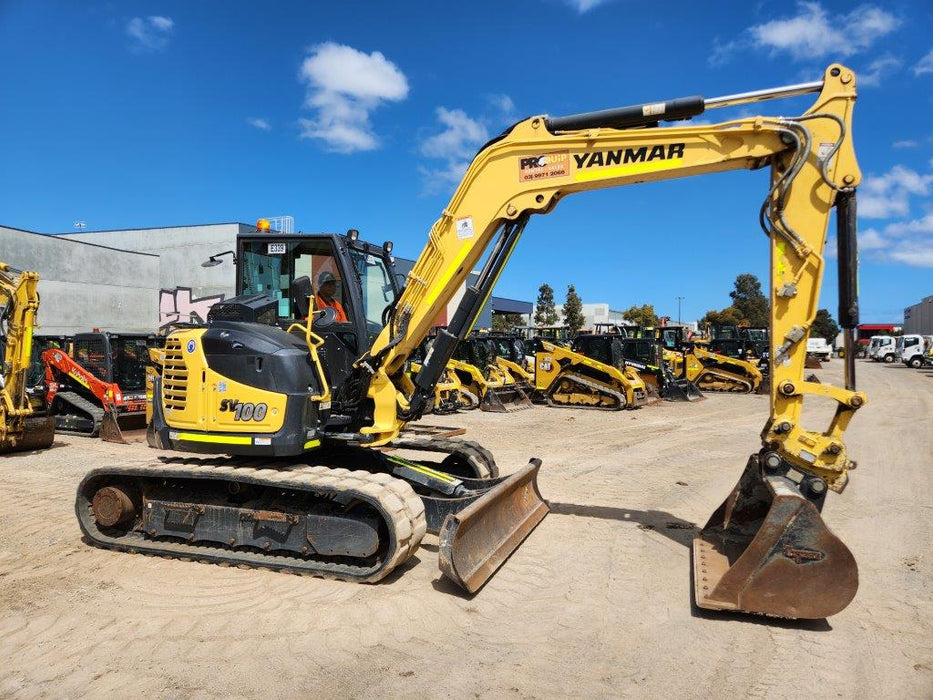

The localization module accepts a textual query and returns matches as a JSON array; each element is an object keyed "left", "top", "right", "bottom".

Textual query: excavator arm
[
  {"left": 357, "top": 65, "right": 864, "bottom": 617},
  {"left": 0, "top": 262, "right": 55, "bottom": 453},
  {"left": 364, "top": 64, "right": 863, "bottom": 475}
]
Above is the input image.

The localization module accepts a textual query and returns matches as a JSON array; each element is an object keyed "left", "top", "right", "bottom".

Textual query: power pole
[{"left": 676, "top": 296, "right": 684, "bottom": 324}]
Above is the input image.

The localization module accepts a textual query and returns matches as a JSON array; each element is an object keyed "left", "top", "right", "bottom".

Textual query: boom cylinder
[
  {"left": 413, "top": 217, "right": 527, "bottom": 396},
  {"left": 836, "top": 190, "right": 859, "bottom": 390}
]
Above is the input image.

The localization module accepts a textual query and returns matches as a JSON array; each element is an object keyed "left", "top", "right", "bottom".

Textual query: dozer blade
[
  {"left": 99, "top": 409, "right": 128, "bottom": 444},
  {"left": 693, "top": 454, "right": 858, "bottom": 619},
  {"left": 439, "top": 459, "right": 548, "bottom": 593},
  {"left": 0, "top": 415, "right": 56, "bottom": 454},
  {"left": 480, "top": 385, "right": 533, "bottom": 413}
]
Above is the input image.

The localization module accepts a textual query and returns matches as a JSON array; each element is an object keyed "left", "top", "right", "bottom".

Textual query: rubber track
[
  {"left": 696, "top": 367, "right": 755, "bottom": 393},
  {"left": 76, "top": 459, "right": 426, "bottom": 583},
  {"left": 387, "top": 437, "right": 498, "bottom": 479},
  {"left": 54, "top": 391, "right": 105, "bottom": 437},
  {"left": 546, "top": 371, "right": 627, "bottom": 411}
]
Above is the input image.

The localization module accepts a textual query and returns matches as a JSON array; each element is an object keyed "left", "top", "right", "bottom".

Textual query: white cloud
[
  {"left": 915, "top": 49, "right": 933, "bottom": 76},
  {"left": 488, "top": 94, "right": 517, "bottom": 120},
  {"left": 298, "top": 42, "right": 409, "bottom": 153},
  {"left": 858, "top": 165, "right": 933, "bottom": 219},
  {"left": 712, "top": 2, "right": 899, "bottom": 65},
  {"left": 419, "top": 108, "right": 489, "bottom": 193},
  {"left": 860, "top": 55, "right": 901, "bottom": 87},
  {"left": 564, "top": 0, "right": 613, "bottom": 12},
  {"left": 855, "top": 165, "right": 933, "bottom": 267},
  {"left": 247, "top": 118, "right": 271, "bottom": 131},
  {"left": 126, "top": 16, "right": 174, "bottom": 52},
  {"left": 892, "top": 140, "right": 918, "bottom": 148}
]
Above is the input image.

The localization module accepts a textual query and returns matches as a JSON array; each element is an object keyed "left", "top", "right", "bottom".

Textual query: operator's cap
[{"left": 318, "top": 270, "right": 336, "bottom": 286}]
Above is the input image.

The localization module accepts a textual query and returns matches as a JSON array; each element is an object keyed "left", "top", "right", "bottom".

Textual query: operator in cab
[{"left": 315, "top": 270, "right": 348, "bottom": 322}]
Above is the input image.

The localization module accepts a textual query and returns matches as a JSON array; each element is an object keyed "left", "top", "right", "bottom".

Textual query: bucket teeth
[{"left": 693, "top": 454, "right": 858, "bottom": 619}]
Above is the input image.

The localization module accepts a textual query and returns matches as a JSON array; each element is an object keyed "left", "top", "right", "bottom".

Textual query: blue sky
[{"left": 1, "top": 0, "right": 931, "bottom": 323}]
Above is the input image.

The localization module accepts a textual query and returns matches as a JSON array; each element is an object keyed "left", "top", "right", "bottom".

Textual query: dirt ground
[{"left": 1, "top": 359, "right": 931, "bottom": 699}]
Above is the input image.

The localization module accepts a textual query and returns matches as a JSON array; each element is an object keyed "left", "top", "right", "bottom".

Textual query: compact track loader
[
  {"left": 573, "top": 330, "right": 703, "bottom": 402},
  {"left": 44, "top": 331, "right": 159, "bottom": 442},
  {"left": 651, "top": 326, "right": 764, "bottom": 394},
  {"left": 78, "top": 65, "right": 867, "bottom": 617},
  {"left": 449, "top": 336, "right": 532, "bottom": 412},
  {"left": 0, "top": 263, "right": 55, "bottom": 453},
  {"left": 529, "top": 340, "right": 649, "bottom": 409},
  {"left": 482, "top": 331, "right": 651, "bottom": 408},
  {"left": 410, "top": 338, "right": 479, "bottom": 413}
]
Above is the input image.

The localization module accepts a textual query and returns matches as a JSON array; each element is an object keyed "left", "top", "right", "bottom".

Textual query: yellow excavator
[
  {"left": 1, "top": 263, "right": 56, "bottom": 453},
  {"left": 78, "top": 65, "right": 865, "bottom": 618}
]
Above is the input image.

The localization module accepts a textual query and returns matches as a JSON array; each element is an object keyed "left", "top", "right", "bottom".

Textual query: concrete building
[
  {"left": 547, "top": 302, "right": 629, "bottom": 330},
  {"left": 2, "top": 222, "right": 530, "bottom": 333},
  {"left": 904, "top": 295, "right": 933, "bottom": 334},
  {"left": 0, "top": 225, "right": 160, "bottom": 334}
]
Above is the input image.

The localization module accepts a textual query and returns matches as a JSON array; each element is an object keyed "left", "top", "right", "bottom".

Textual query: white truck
[
  {"left": 897, "top": 334, "right": 933, "bottom": 368},
  {"left": 869, "top": 335, "right": 896, "bottom": 363},
  {"left": 806, "top": 336, "right": 833, "bottom": 362}
]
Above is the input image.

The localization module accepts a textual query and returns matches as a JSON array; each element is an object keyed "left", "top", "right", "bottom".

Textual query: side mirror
[{"left": 291, "top": 276, "right": 312, "bottom": 319}]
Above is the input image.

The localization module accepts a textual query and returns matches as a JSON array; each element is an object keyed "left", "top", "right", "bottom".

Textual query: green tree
[
  {"left": 622, "top": 303, "right": 660, "bottom": 328},
  {"left": 563, "top": 284, "right": 585, "bottom": 332},
  {"left": 492, "top": 313, "right": 524, "bottom": 332},
  {"left": 811, "top": 309, "right": 841, "bottom": 343},
  {"left": 534, "top": 283, "right": 558, "bottom": 326},
  {"left": 729, "top": 273, "right": 770, "bottom": 327},
  {"left": 701, "top": 306, "right": 744, "bottom": 328}
]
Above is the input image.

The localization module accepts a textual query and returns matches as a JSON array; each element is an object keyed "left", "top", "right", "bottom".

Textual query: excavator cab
[{"left": 235, "top": 231, "right": 399, "bottom": 408}]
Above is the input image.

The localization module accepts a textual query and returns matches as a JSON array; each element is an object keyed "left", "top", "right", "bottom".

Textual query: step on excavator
[
  {"left": 78, "top": 65, "right": 866, "bottom": 618},
  {"left": 0, "top": 263, "right": 56, "bottom": 454},
  {"left": 44, "top": 331, "right": 159, "bottom": 443}
]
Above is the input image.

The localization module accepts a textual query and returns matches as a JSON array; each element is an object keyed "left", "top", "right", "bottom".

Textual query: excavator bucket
[
  {"left": 0, "top": 415, "right": 55, "bottom": 454},
  {"left": 99, "top": 408, "right": 128, "bottom": 444},
  {"left": 660, "top": 368, "right": 705, "bottom": 402},
  {"left": 439, "top": 459, "right": 548, "bottom": 593},
  {"left": 480, "top": 385, "right": 533, "bottom": 413},
  {"left": 665, "top": 378, "right": 705, "bottom": 401},
  {"left": 693, "top": 454, "right": 858, "bottom": 619}
]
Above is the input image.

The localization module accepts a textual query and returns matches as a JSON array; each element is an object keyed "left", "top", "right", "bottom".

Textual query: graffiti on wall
[{"left": 159, "top": 287, "right": 225, "bottom": 328}]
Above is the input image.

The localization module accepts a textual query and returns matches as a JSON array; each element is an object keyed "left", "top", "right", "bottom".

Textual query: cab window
[{"left": 240, "top": 239, "right": 351, "bottom": 322}]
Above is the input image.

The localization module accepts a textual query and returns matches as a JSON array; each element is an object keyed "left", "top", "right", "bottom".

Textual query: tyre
[
  {"left": 883, "top": 353, "right": 894, "bottom": 363},
  {"left": 909, "top": 357, "right": 922, "bottom": 369}
]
